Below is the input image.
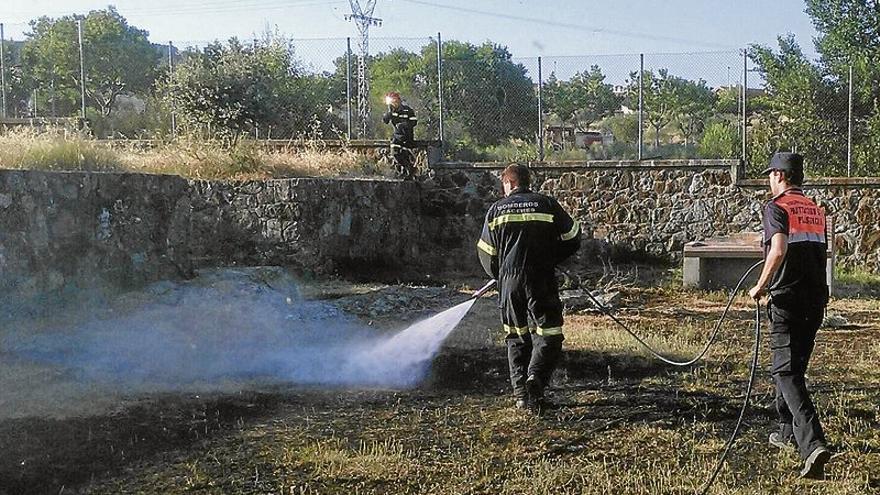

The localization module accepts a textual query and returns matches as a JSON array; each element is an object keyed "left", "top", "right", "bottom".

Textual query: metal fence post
[
  {"left": 638, "top": 53, "right": 644, "bottom": 160},
  {"left": 537, "top": 56, "right": 544, "bottom": 162},
  {"left": 0, "top": 23, "right": 6, "bottom": 119},
  {"left": 77, "top": 19, "right": 86, "bottom": 120},
  {"left": 346, "top": 37, "right": 352, "bottom": 140},
  {"left": 169, "top": 41, "right": 177, "bottom": 138},
  {"left": 436, "top": 32, "right": 444, "bottom": 144},
  {"left": 742, "top": 48, "right": 748, "bottom": 167},
  {"left": 847, "top": 63, "right": 853, "bottom": 177}
]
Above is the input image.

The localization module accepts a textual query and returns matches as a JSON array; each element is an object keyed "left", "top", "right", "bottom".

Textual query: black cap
[{"left": 762, "top": 152, "right": 804, "bottom": 176}]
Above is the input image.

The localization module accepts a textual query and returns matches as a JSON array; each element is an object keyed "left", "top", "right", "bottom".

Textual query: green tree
[
  {"left": 21, "top": 7, "right": 159, "bottom": 117},
  {"left": 748, "top": 35, "right": 845, "bottom": 173},
  {"left": 806, "top": 0, "right": 880, "bottom": 173},
  {"left": 364, "top": 40, "right": 537, "bottom": 147},
  {"left": 1, "top": 40, "right": 32, "bottom": 117},
  {"left": 164, "top": 34, "right": 343, "bottom": 138},
  {"left": 698, "top": 120, "right": 739, "bottom": 158},
  {"left": 543, "top": 65, "right": 620, "bottom": 131},
  {"left": 603, "top": 113, "right": 639, "bottom": 144},
  {"left": 367, "top": 48, "right": 434, "bottom": 139},
  {"left": 714, "top": 87, "right": 739, "bottom": 115},
  {"left": 440, "top": 41, "right": 537, "bottom": 146},
  {"left": 806, "top": 0, "right": 880, "bottom": 103},
  {"left": 542, "top": 73, "right": 579, "bottom": 127},
  {"left": 669, "top": 77, "right": 716, "bottom": 147},
  {"left": 626, "top": 68, "right": 679, "bottom": 148}
]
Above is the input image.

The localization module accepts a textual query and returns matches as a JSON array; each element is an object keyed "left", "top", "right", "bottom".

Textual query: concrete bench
[{"left": 683, "top": 229, "right": 834, "bottom": 293}]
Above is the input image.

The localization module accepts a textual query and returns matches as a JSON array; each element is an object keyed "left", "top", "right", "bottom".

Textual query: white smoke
[{"left": 0, "top": 268, "right": 474, "bottom": 417}]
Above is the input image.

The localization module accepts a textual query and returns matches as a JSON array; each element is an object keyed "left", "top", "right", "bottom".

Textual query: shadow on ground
[
  {"left": 426, "top": 346, "right": 688, "bottom": 391},
  {"left": 0, "top": 345, "right": 708, "bottom": 495}
]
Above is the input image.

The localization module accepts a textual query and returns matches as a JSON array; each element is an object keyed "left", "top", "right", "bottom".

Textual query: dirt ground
[{"left": 1, "top": 268, "right": 878, "bottom": 495}]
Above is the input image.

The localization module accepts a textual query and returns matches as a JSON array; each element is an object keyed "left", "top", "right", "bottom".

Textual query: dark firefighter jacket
[
  {"left": 382, "top": 104, "right": 417, "bottom": 144},
  {"left": 477, "top": 187, "right": 581, "bottom": 279}
]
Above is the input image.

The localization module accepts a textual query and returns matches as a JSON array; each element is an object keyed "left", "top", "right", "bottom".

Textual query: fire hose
[
  {"left": 572, "top": 262, "right": 763, "bottom": 494},
  {"left": 471, "top": 261, "right": 765, "bottom": 494}
]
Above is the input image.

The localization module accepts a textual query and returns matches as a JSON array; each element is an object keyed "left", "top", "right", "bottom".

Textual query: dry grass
[
  {"left": 0, "top": 129, "right": 122, "bottom": 172},
  {"left": 0, "top": 130, "right": 392, "bottom": 180}
]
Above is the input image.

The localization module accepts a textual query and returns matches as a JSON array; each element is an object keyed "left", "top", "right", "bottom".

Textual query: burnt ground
[{"left": 1, "top": 272, "right": 879, "bottom": 495}]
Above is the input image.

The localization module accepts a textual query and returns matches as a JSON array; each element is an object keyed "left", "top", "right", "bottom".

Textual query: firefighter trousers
[
  {"left": 499, "top": 270, "right": 564, "bottom": 399},
  {"left": 769, "top": 296, "right": 827, "bottom": 460},
  {"left": 391, "top": 142, "right": 415, "bottom": 179}
]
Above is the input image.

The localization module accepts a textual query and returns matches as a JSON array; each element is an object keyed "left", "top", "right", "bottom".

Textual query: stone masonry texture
[
  {"left": 0, "top": 171, "right": 419, "bottom": 302},
  {"left": 1, "top": 163, "right": 878, "bottom": 302},
  {"left": 423, "top": 163, "right": 880, "bottom": 274}
]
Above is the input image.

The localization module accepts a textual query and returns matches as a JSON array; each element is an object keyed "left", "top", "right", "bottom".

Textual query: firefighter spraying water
[
  {"left": 461, "top": 154, "right": 833, "bottom": 490},
  {"left": 477, "top": 164, "right": 581, "bottom": 413}
]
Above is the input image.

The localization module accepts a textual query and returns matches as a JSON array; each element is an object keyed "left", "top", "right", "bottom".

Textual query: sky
[{"left": 2, "top": 0, "right": 820, "bottom": 85}]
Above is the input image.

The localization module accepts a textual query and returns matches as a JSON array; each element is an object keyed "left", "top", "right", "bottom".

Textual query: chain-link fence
[
  {"left": 744, "top": 55, "right": 871, "bottom": 178},
  {"left": 0, "top": 22, "right": 877, "bottom": 176},
  {"left": 435, "top": 49, "right": 745, "bottom": 164}
]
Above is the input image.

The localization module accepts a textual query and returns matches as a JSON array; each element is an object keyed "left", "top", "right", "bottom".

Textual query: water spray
[{"left": 1, "top": 270, "right": 500, "bottom": 417}]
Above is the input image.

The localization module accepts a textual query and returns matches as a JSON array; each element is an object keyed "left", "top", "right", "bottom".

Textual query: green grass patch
[{"left": 837, "top": 268, "right": 880, "bottom": 289}]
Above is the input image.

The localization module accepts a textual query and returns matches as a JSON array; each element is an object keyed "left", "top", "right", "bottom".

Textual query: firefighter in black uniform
[
  {"left": 382, "top": 92, "right": 418, "bottom": 179},
  {"left": 477, "top": 164, "right": 580, "bottom": 413},
  {"left": 748, "top": 152, "right": 831, "bottom": 479}
]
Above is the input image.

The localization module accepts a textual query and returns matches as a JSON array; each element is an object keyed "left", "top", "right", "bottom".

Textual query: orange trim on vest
[{"left": 773, "top": 190, "right": 826, "bottom": 240}]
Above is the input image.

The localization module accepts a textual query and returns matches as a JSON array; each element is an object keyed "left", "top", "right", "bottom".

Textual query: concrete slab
[{"left": 683, "top": 231, "right": 834, "bottom": 293}]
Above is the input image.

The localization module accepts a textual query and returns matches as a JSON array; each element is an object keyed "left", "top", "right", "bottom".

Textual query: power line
[
  {"left": 4, "top": 0, "right": 312, "bottom": 15},
  {"left": 3, "top": 0, "right": 343, "bottom": 20},
  {"left": 397, "top": 0, "right": 737, "bottom": 50},
  {"left": 126, "top": 0, "right": 345, "bottom": 16}
]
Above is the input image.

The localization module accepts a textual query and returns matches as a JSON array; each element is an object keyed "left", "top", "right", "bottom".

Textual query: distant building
[
  {"left": 545, "top": 125, "right": 612, "bottom": 150},
  {"left": 612, "top": 84, "right": 629, "bottom": 98}
]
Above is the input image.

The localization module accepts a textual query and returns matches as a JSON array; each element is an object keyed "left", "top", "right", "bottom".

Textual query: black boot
[{"left": 525, "top": 375, "right": 544, "bottom": 414}]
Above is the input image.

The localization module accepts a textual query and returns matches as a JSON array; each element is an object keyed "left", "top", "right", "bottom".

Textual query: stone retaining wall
[
  {"left": 187, "top": 178, "right": 420, "bottom": 273},
  {"left": 0, "top": 171, "right": 191, "bottom": 299},
  {"left": 0, "top": 171, "right": 420, "bottom": 301},
  {"left": 2, "top": 163, "right": 878, "bottom": 301},
  {"left": 426, "top": 162, "right": 880, "bottom": 273}
]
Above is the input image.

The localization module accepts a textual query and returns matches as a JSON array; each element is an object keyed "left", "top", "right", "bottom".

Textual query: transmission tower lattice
[{"left": 346, "top": 0, "right": 381, "bottom": 138}]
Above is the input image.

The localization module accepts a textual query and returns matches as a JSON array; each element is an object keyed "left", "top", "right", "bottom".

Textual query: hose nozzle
[{"left": 471, "top": 279, "right": 497, "bottom": 299}]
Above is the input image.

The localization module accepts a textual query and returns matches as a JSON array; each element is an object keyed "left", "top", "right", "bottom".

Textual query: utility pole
[
  {"left": 537, "top": 56, "right": 544, "bottom": 162},
  {"left": 346, "top": 37, "right": 353, "bottom": 140},
  {"left": 0, "top": 23, "right": 7, "bottom": 119},
  {"left": 436, "top": 32, "right": 443, "bottom": 143},
  {"left": 638, "top": 53, "right": 644, "bottom": 160},
  {"left": 77, "top": 19, "right": 86, "bottom": 120},
  {"left": 741, "top": 49, "right": 748, "bottom": 165},
  {"left": 169, "top": 41, "right": 177, "bottom": 138},
  {"left": 847, "top": 63, "right": 853, "bottom": 176},
  {"left": 346, "top": 0, "right": 381, "bottom": 138}
]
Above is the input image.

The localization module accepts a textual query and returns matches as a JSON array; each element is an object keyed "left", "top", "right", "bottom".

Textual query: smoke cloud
[{"left": 0, "top": 268, "right": 472, "bottom": 417}]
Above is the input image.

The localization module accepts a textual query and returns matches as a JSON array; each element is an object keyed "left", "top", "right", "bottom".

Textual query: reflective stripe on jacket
[
  {"left": 477, "top": 187, "right": 580, "bottom": 279},
  {"left": 382, "top": 104, "right": 417, "bottom": 143},
  {"left": 772, "top": 190, "right": 826, "bottom": 244}
]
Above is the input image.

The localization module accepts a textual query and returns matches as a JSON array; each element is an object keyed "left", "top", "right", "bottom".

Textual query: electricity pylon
[{"left": 346, "top": 0, "right": 382, "bottom": 138}]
